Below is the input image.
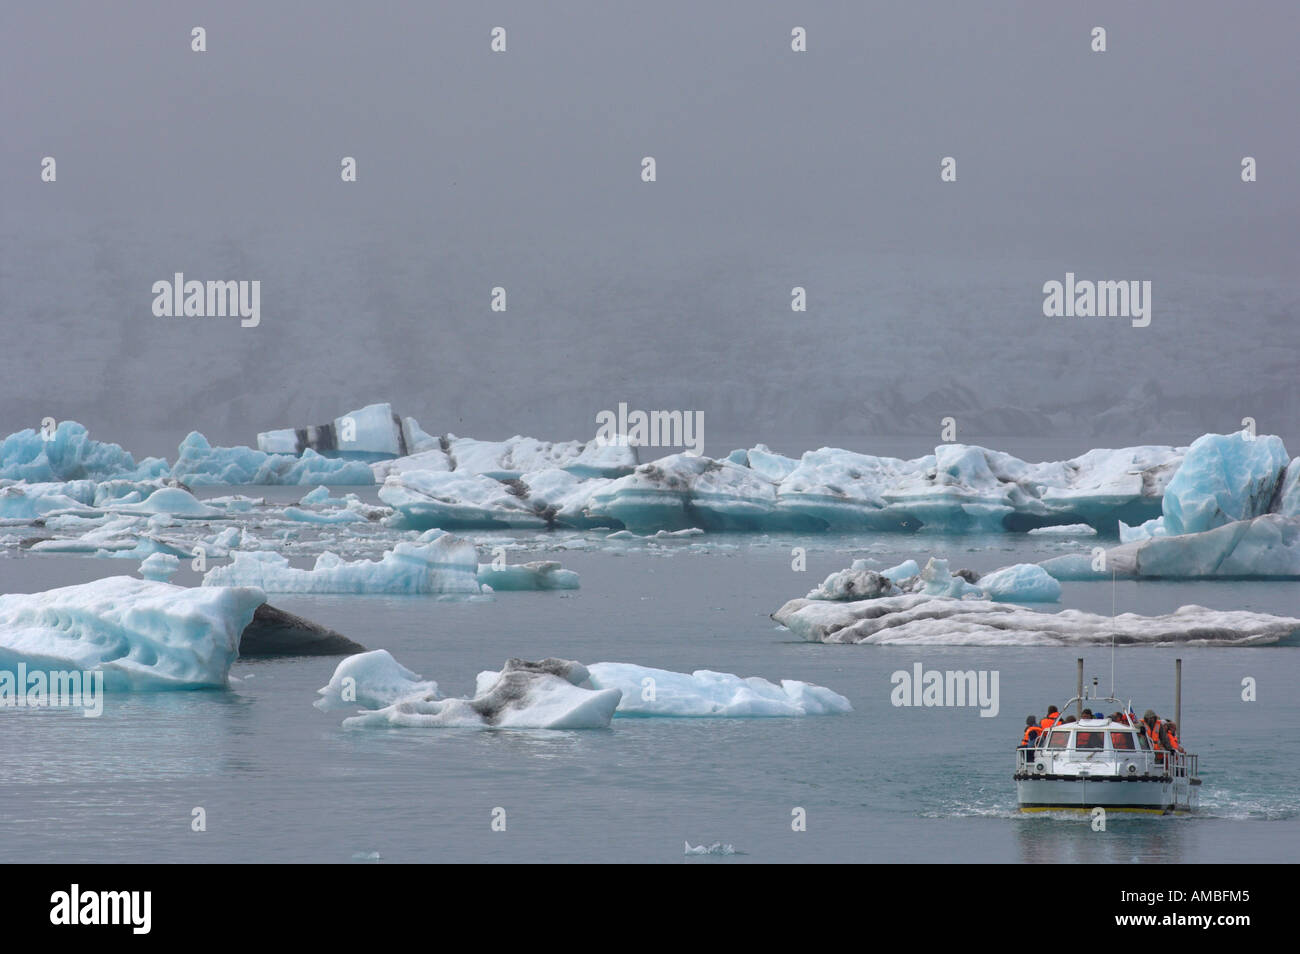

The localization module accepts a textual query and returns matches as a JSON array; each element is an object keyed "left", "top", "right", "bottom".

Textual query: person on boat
[
  {"left": 1021, "top": 716, "right": 1042, "bottom": 747},
  {"left": 1142, "top": 710, "right": 1169, "bottom": 762},
  {"left": 1163, "top": 720, "right": 1184, "bottom": 752},
  {"left": 1082, "top": 708, "right": 1094, "bottom": 719},
  {"left": 1038, "top": 706, "right": 1061, "bottom": 734}
]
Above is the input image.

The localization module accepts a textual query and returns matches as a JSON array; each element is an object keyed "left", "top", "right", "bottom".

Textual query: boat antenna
[{"left": 1110, "top": 567, "right": 1117, "bottom": 698}]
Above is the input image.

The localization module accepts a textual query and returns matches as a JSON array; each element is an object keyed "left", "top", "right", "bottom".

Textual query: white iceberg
[
  {"left": 109, "top": 486, "right": 221, "bottom": 518},
  {"left": 341, "top": 658, "right": 622, "bottom": 730},
  {"left": 138, "top": 553, "right": 181, "bottom": 582},
  {"left": 582, "top": 662, "right": 852, "bottom": 717},
  {"left": 314, "top": 649, "right": 439, "bottom": 711},
  {"left": 772, "top": 593, "right": 1300, "bottom": 647},
  {"left": 1027, "top": 523, "right": 1097, "bottom": 536},
  {"left": 0, "top": 577, "right": 263, "bottom": 689},
  {"left": 202, "top": 531, "right": 482, "bottom": 595}
]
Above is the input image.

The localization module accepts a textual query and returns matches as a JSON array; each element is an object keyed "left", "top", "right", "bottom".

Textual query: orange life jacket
[
  {"left": 1039, "top": 713, "right": 1059, "bottom": 732},
  {"left": 1146, "top": 720, "right": 1164, "bottom": 750},
  {"left": 1021, "top": 725, "right": 1041, "bottom": 746}
]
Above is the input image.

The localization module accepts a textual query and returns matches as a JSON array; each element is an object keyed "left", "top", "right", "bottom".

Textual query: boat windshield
[
  {"left": 1075, "top": 731, "right": 1104, "bottom": 750},
  {"left": 1110, "top": 731, "right": 1136, "bottom": 750},
  {"left": 1046, "top": 730, "right": 1070, "bottom": 748}
]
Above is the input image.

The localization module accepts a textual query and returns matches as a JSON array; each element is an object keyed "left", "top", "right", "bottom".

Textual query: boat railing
[{"left": 1016, "top": 743, "right": 1197, "bottom": 780}]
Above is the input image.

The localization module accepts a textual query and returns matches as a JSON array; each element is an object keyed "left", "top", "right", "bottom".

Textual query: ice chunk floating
[
  {"left": 340, "top": 658, "right": 622, "bottom": 730},
  {"left": 0, "top": 577, "right": 264, "bottom": 689},
  {"left": 320, "top": 653, "right": 851, "bottom": 727},
  {"left": 202, "top": 532, "right": 485, "bottom": 595},
  {"left": 772, "top": 593, "right": 1300, "bottom": 647},
  {"left": 582, "top": 662, "right": 852, "bottom": 717}
]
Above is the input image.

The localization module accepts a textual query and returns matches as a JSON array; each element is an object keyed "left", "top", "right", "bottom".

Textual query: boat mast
[
  {"left": 1175, "top": 657, "right": 1182, "bottom": 735},
  {"left": 1076, "top": 657, "right": 1084, "bottom": 718},
  {"left": 1110, "top": 568, "right": 1117, "bottom": 698}
]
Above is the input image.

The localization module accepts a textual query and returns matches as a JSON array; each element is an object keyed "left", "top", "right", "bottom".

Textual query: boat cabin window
[
  {"left": 1110, "top": 731, "right": 1136, "bottom": 750},
  {"left": 1075, "top": 731, "right": 1104, "bottom": 750},
  {"left": 1046, "top": 730, "right": 1070, "bottom": 749},
  {"left": 1135, "top": 730, "right": 1151, "bottom": 750}
]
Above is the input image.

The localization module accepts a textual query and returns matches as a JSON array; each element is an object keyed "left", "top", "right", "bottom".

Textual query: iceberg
[
  {"left": 378, "top": 471, "right": 552, "bottom": 530},
  {"left": 1027, "top": 523, "right": 1097, "bottom": 536},
  {"left": 257, "top": 403, "right": 433, "bottom": 460},
  {"left": 0, "top": 481, "right": 98, "bottom": 519},
  {"left": 110, "top": 486, "right": 221, "bottom": 518},
  {"left": 586, "top": 454, "right": 784, "bottom": 532},
  {"left": 372, "top": 433, "right": 637, "bottom": 481},
  {"left": 170, "top": 432, "right": 374, "bottom": 486},
  {"left": 0, "top": 421, "right": 167, "bottom": 482},
  {"left": 582, "top": 662, "right": 852, "bottom": 717},
  {"left": 1044, "top": 514, "right": 1300, "bottom": 580},
  {"left": 772, "top": 593, "right": 1300, "bottom": 647},
  {"left": 138, "top": 553, "right": 181, "bottom": 582},
  {"left": 281, "top": 506, "right": 369, "bottom": 525},
  {"left": 341, "top": 657, "right": 622, "bottom": 730},
  {"left": 0, "top": 577, "right": 263, "bottom": 689},
  {"left": 1161, "top": 432, "right": 1289, "bottom": 536},
  {"left": 314, "top": 649, "right": 438, "bottom": 710},
  {"left": 375, "top": 441, "right": 1190, "bottom": 534},
  {"left": 975, "top": 563, "right": 1062, "bottom": 602},
  {"left": 325, "top": 652, "right": 850, "bottom": 726},
  {"left": 805, "top": 560, "right": 900, "bottom": 601},
  {"left": 807, "top": 556, "right": 1058, "bottom": 603},
  {"left": 201, "top": 531, "right": 482, "bottom": 595},
  {"left": 476, "top": 561, "right": 580, "bottom": 590},
  {"left": 684, "top": 841, "right": 738, "bottom": 856},
  {"left": 299, "top": 486, "right": 332, "bottom": 506}
]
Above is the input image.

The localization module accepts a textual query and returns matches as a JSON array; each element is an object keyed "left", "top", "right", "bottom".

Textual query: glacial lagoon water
[{"left": 1, "top": 521, "right": 1296, "bottom": 864}]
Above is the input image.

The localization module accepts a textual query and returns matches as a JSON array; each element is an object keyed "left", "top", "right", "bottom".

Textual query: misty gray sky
[{"left": 2, "top": 1, "right": 1297, "bottom": 460}]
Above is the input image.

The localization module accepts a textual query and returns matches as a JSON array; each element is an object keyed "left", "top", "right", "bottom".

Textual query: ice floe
[
  {"left": 320, "top": 653, "right": 851, "bottom": 727},
  {"left": 201, "top": 531, "right": 484, "bottom": 595},
  {"left": 476, "top": 561, "right": 580, "bottom": 590},
  {"left": 340, "top": 658, "right": 622, "bottom": 730},
  {"left": 0, "top": 577, "right": 263, "bottom": 689},
  {"left": 806, "top": 556, "right": 1060, "bottom": 603},
  {"left": 581, "top": 662, "right": 852, "bottom": 716},
  {"left": 772, "top": 593, "right": 1300, "bottom": 646},
  {"left": 1043, "top": 513, "right": 1300, "bottom": 580},
  {"left": 314, "top": 649, "right": 438, "bottom": 710},
  {"left": 171, "top": 432, "right": 373, "bottom": 486}
]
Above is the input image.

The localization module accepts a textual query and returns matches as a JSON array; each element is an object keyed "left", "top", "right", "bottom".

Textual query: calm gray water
[{"left": 1, "top": 529, "right": 1296, "bottom": 864}]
